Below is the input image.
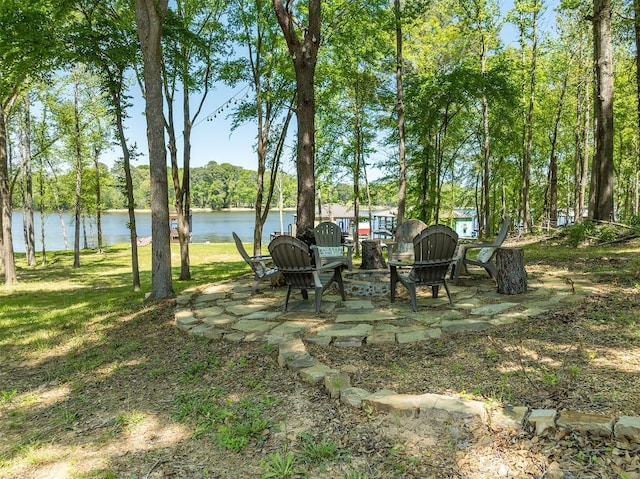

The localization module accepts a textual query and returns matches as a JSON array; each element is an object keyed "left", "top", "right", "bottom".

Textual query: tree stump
[
  {"left": 496, "top": 247, "right": 527, "bottom": 294},
  {"left": 361, "top": 240, "right": 386, "bottom": 269}
]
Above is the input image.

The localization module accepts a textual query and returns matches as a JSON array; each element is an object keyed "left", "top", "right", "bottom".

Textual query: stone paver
[
  {"left": 171, "top": 270, "right": 640, "bottom": 444},
  {"left": 470, "top": 302, "right": 519, "bottom": 316},
  {"left": 557, "top": 411, "right": 615, "bottom": 437},
  {"left": 529, "top": 409, "right": 557, "bottom": 435},
  {"left": 300, "top": 364, "right": 339, "bottom": 384},
  {"left": 335, "top": 310, "right": 396, "bottom": 322},
  {"left": 315, "top": 323, "right": 374, "bottom": 337},
  {"left": 195, "top": 305, "right": 224, "bottom": 317},
  {"left": 226, "top": 303, "right": 269, "bottom": 316},
  {"left": 396, "top": 328, "right": 442, "bottom": 343}
]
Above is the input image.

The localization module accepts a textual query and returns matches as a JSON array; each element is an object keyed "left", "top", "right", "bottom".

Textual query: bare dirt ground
[{"left": 2, "top": 251, "right": 640, "bottom": 478}]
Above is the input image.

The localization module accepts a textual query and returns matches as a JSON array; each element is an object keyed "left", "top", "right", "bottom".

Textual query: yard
[{"left": 1, "top": 236, "right": 640, "bottom": 478}]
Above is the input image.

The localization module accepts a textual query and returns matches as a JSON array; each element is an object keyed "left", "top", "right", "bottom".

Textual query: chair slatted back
[
  {"left": 233, "top": 231, "right": 252, "bottom": 263},
  {"left": 410, "top": 224, "right": 458, "bottom": 284},
  {"left": 268, "top": 235, "right": 314, "bottom": 289},
  {"left": 314, "top": 222, "right": 342, "bottom": 247},
  {"left": 233, "top": 231, "right": 265, "bottom": 276},
  {"left": 478, "top": 216, "right": 511, "bottom": 262}
]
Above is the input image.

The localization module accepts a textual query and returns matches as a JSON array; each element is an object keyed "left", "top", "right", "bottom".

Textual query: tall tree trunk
[
  {"left": 0, "top": 101, "right": 17, "bottom": 285},
  {"left": 590, "top": 0, "right": 615, "bottom": 220},
  {"left": 634, "top": 0, "right": 640, "bottom": 175},
  {"left": 37, "top": 156, "right": 46, "bottom": 266},
  {"left": 476, "top": 20, "right": 491, "bottom": 237},
  {"left": 23, "top": 93, "right": 36, "bottom": 266},
  {"left": 548, "top": 73, "right": 568, "bottom": 228},
  {"left": 395, "top": 0, "right": 407, "bottom": 225},
  {"left": 273, "top": 0, "right": 320, "bottom": 239},
  {"left": 93, "top": 146, "right": 103, "bottom": 252},
  {"left": 252, "top": 20, "right": 269, "bottom": 256},
  {"left": 522, "top": 7, "right": 538, "bottom": 234},
  {"left": 115, "top": 102, "right": 141, "bottom": 290},
  {"left": 178, "top": 83, "right": 192, "bottom": 281},
  {"left": 136, "top": 0, "right": 173, "bottom": 299},
  {"left": 353, "top": 120, "right": 361, "bottom": 255},
  {"left": 574, "top": 59, "right": 590, "bottom": 224},
  {"left": 165, "top": 77, "right": 190, "bottom": 281},
  {"left": 481, "top": 83, "right": 490, "bottom": 237},
  {"left": 73, "top": 78, "right": 83, "bottom": 269}
]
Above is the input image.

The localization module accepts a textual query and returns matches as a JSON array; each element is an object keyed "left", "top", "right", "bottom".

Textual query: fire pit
[{"left": 342, "top": 269, "right": 390, "bottom": 297}]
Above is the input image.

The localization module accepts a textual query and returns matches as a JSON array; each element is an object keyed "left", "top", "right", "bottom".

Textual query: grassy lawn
[{"left": 1, "top": 237, "right": 640, "bottom": 478}]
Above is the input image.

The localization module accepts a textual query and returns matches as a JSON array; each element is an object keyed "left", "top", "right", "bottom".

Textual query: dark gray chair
[
  {"left": 268, "top": 235, "right": 346, "bottom": 314},
  {"left": 311, "top": 221, "right": 353, "bottom": 271},
  {"left": 233, "top": 232, "right": 280, "bottom": 293},
  {"left": 390, "top": 224, "right": 458, "bottom": 310},
  {"left": 452, "top": 216, "right": 510, "bottom": 282}
]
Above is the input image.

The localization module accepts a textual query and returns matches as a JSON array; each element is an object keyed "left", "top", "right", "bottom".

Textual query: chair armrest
[
  {"left": 459, "top": 242, "right": 498, "bottom": 252},
  {"left": 388, "top": 260, "right": 407, "bottom": 267},
  {"left": 247, "top": 254, "right": 272, "bottom": 264},
  {"left": 316, "top": 260, "right": 344, "bottom": 272},
  {"left": 388, "top": 260, "right": 413, "bottom": 270}
]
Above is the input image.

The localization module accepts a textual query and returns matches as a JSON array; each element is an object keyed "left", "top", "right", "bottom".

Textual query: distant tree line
[{"left": 11, "top": 159, "right": 394, "bottom": 212}]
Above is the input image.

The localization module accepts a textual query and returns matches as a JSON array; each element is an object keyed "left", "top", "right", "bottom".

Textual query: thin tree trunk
[
  {"left": 73, "top": 79, "right": 83, "bottom": 268},
  {"left": 23, "top": 93, "right": 36, "bottom": 266},
  {"left": 93, "top": 146, "right": 103, "bottom": 251},
  {"left": 480, "top": 30, "right": 491, "bottom": 237},
  {"left": 178, "top": 84, "right": 192, "bottom": 281},
  {"left": 82, "top": 214, "right": 88, "bottom": 249},
  {"left": 37, "top": 156, "right": 46, "bottom": 266},
  {"left": 395, "top": 0, "right": 407, "bottom": 225},
  {"left": 0, "top": 102, "right": 17, "bottom": 285},
  {"left": 353, "top": 106, "right": 361, "bottom": 255},
  {"left": 634, "top": 0, "right": 640, "bottom": 175},
  {"left": 115, "top": 102, "right": 141, "bottom": 290},
  {"left": 548, "top": 72, "right": 568, "bottom": 228},
  {"left": 522, "top": 8, "right": 538, "bottom": 234}
]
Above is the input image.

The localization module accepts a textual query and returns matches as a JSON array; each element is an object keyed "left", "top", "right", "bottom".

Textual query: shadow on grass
[{"left": 0, "top": 244, "right": 274, "bottom": 477}]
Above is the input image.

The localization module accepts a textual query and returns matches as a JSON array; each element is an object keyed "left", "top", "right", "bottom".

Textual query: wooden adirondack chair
[
  {"left": 390, "top": 224, "right": 458, "bottom": 310},
  {"left": 452, "top": 216, "right": 511, "bottom": 282},
  {"left": 268, "top": 235, "right": 346, "bottom": 314},
  {"left": 232, "top": 232, "right": 280, "bottom": 293},
  {"left": 311, "top": 221, "right": 353, "bottom": 271}
]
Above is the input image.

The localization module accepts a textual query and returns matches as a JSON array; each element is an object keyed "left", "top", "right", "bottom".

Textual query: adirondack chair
[
  {"left": 268, "top": 235, "right": 346, "bottom": 314},
  {"left": 452, "top": 216, "right": 511, "bottom": 282},
  {"left": 390, "top": 224, "right": 458, "bottom": 310},
  {"left": 232, "top": 232, "right": 280, "bottom": 293},
  {"left": 387, "top": 219, "right": 428, "bottom": 263},
  {"left": 311, "top": 221, "right": 353, "bottom": 271}
]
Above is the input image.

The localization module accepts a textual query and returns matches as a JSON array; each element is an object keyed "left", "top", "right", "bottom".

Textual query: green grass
[
  {"left": 0, "top": 242, "right": 249, "bottom": 473},
  {"left": 0, "top": 243, "right": 245, "bottom": 361}
]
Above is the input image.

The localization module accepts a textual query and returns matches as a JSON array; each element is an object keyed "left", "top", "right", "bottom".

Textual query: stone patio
[{"left": 173, "top": 270, "right": 640, "bottom": 443}]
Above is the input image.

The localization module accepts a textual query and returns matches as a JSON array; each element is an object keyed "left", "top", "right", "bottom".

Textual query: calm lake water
[{"left": 11, "top": 210, "right": 295, "bottom": 253}]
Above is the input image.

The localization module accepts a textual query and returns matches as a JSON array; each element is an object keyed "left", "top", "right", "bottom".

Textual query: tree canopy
[{"left": 1, "top": 0, "right": 639, "bottom": 285}]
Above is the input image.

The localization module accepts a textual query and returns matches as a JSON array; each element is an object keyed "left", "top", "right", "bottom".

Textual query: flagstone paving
[{"left": 173, "top": 271, "right": 640, "bottom": 444}]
